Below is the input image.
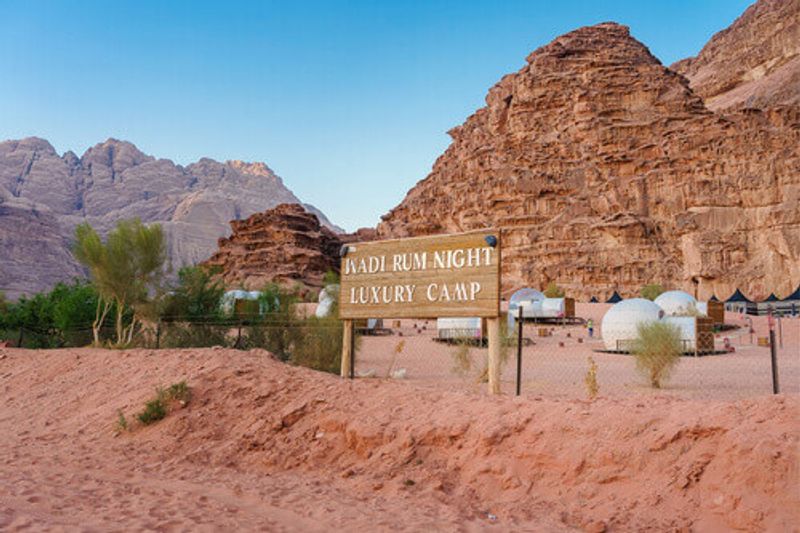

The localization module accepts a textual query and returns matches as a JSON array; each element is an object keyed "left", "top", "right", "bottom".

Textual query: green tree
[
  {"left": 640, "top": 284, "right": 665, "bottom": 301},
  {"left": 162, "top": 266, "right": 225, "bottom": 322},
  {"left": 631, "top": 321, "right": 682, "bottom": 388},
  {"left": 543, "top": 282, "right": 565, "bottom": 298},
  {"left": 73, "top": 219, "right": 166, "bottom": 346}
]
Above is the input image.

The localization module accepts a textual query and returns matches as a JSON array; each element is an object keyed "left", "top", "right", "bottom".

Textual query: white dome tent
[
  {"left": 315, "top": 284, "right": 340, "bottom": 318},
  {"left": 601, "top": 298, "right": 664, "bottom": 351},
  {"left": 654, "top": 290, "right": 702, "bottom": 317},
  {"left": 507, "top": 288, "right": 546, "bottom": 330}
]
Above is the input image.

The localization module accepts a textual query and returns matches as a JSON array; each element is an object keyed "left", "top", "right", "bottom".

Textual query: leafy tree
[
  {"left": 640, "top": 283, "right": 665, "bottom": 301},
  {"left": 631, "top": 321, "right": 682, "bottom": 388},
  {"left": 322, "top": 270, "right": 340, "bottom": 287},
  {"left": 543, "top": 282, "right": 565, "bottom": 298},
  {"left": 73, "top": 219, "right": 166, "bottom": 346},
  {"left": 162, "top": 266, "right": 224, "bottom": 323}
]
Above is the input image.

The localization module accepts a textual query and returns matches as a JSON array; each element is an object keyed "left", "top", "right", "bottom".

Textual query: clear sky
[{"left": 1, "top": 0, "right": 752, "bottom": 231}]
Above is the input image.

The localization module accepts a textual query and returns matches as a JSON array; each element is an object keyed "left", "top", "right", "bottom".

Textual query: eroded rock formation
[
  {"left": 202, "top": 203, "right": 342, "bottom": 290},
  {"left": 377, "top": 19, "right": 800, "bottom": 301},
  {"left": 0, "top": 138, "right": 339, "bottom": 298},
  {"left": 672, "top": 0, "right": 799, "bottom": 111}
]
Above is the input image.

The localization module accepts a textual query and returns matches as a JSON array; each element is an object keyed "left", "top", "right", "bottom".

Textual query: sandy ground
[
  {"left": 356, "top": 304, "right": 800, "bottom": 400},
  {"left": 1, "top": 346, "right": 798, "bottom": 531}
]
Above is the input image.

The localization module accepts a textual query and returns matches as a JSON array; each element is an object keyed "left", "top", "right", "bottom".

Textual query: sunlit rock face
[
  {"left": 202, "top": 203, "right": 343, "bottom": 291},
  {"left": 672, "top": 0, "right": 799, "bottom": 111},
  {"left": 0, "top": 139, "right": 339, "bottom": 299},
  {"left": 378, "top": 18, "right": 800, "bottom": 301}
]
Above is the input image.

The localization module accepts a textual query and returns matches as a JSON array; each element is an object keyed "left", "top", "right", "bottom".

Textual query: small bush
[
  {"left": 135, "top": 381, "right": 191, "bottom": 426},
  {"left": 117, "top": 410, "right": 129, "bottom": 431},
  {"left": 584, "top": 357, "right": 599, "bottom": 399},
  {"left": 160, "top": 322, "right": 229, "bottom": 348},
  {"left": 451, "top": 341, "right": 473, "bottom": 376},
  {"left": 544, "top": 282, "right": 565, "bottom": 298},
  {"left": 289, "top": 316, "right": 342, "bottom": 374},
  {"left": 631, "top": 321, "right": 682, "bottom": 388},
  {"left": 640, "top": 284, "right": 665, "bottom": 301}
]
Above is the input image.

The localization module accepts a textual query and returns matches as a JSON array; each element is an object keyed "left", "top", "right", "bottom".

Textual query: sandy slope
[{"left": 0, "top": 347, "right": 797, "bottom": 532}]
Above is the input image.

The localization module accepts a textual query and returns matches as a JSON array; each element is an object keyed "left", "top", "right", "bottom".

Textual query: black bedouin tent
[
  {"left": 725, "top": 288, "right": 752, "bottom": 303},
  {"left": 709, "top": 294, "right": 719, "bottom": 302},
  {"left": 763, "top": 293, "right": 781, "bottom": 302},
  {"left": 605, "top": 291, "right": 622, "bottom": 304},
  {"left": 589, "top": 296, "right": 599, "bottom": 303},
  {"left": 782, "top": 285, "right": 800, "bottom": 301}
]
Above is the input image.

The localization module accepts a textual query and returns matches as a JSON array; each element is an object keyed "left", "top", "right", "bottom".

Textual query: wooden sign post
[{"left": 339, "top": 229, "right": 502, "bottom": 393}]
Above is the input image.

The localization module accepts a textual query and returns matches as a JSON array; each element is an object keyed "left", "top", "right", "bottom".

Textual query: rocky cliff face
[
  {"left": 377, "top": 21, "right": 800, "bottom": 301},
  {"left": 672, "top": 0, "right": 799, "bottom": 111},
  {"left": 202, "top": 203, "right": 342, "bottom": 290},
  {"left": 0, "top": 138, "right": 340, "bottom": 299}
]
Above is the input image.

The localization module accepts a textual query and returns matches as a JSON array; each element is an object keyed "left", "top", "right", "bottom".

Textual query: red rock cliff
[{"left": 377, "top": 21, "right": 800, "bottom": 301}]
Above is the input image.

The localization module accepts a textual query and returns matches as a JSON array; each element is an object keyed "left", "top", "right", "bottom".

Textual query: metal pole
[
  {"left": 349, "top": 320, "right": 355, "bottom": 379},
  {"left": 155, "top": 320, "right": 161, "bottom": 349},
  {"left": 778, "top": 317, "right": 783, "bottom": 349},
  {"left": 516, "top": 306, "right": 523, "bottom": 396},
  {"left": 769, "top": 329, "right": 779, "bottom": 394},
  {"left": 17, "top": 327, "right": 23, "bottom": 347}
]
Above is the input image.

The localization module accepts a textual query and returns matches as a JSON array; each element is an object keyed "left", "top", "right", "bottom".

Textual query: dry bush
[
  {"left": 160, "top": 322, "right": 229, "bottom": 348},
  {"left": 584, "top": 356, "right": 599, "bottom": 399},
  {"left": 631, "top": 321, "right": 682, "bottom": 388},
  {"left": 289, "top": 316, "right": 342, "bottom": 374},
  {"left": 451, "top": 341, "right": 473, "bottom": 376}
]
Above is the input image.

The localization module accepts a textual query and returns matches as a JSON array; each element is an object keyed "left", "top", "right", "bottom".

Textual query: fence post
[
  {"left": 487, "top": 317, "right": 501, "bottom": 395},
  {"left": 17, "top": 327, "right": 24, "bottom": 348},
  {"left": 769, "top": 329, "right": 780, "bottom": 394},
  {"left": 516, "top": 306, "right": 523, "bottom": 396},
  {"left": 235, "top": 320, "right": 243, "bottom": 349},
  {"left": 155, "top": 320, "right": 161, "bottom": 349},
  {"left": 341, "top": 319, "right": 354, "bottom": 378}
]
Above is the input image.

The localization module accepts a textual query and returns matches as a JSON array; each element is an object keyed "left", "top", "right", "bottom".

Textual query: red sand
[{"left": 1, "top": 346, "right": 798, "bottom": 531}]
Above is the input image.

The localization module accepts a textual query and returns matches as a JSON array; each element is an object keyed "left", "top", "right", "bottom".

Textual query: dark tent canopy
[
  {"left": 725, "top": 289, "right": 752, "bottom": 303},
  {"left": 605, "top": 291, "right": 622, "bottom": 304},
  {"left": 783, "top": 285, "right": 800, "bottom": 301},
  {"left": 589, "top": 296, "right": 599, "bottom": 303},
  {"left": 763, "top": 293, "right": 781, "bottom": 302},
  {"left": 709, "top": 295, "right": 719, "bottom": 302}
]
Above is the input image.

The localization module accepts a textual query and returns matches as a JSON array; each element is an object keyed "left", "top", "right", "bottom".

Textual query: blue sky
[{"left": 1, "top": 0, "right": 752, "bottom": 231}]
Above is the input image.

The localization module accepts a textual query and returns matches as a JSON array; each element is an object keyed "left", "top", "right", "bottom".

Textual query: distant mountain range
[{"left": 0, "top": 137, "right": 340, "bottom": 299}]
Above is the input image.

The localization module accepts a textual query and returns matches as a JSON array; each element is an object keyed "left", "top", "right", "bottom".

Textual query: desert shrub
[
  {"left": 245, "top": 284, "right": 301, "bottom": 359},
  {"left": 160, "top": 322, "right": 229, "bottom": 348},
  {"left": 543, "top": 282, "right": 565, "bottom": 298},
  {"left": 117, "top": 410, "right": 129, "bottom": 431},
  {"left": 289, "top": 315, "right": 342, "bottom": 374},
  {"left": 631, "top": 321, "right": 682, "bottom": 388},
  {"left": 451, "top": 340, "right": 473, "bottom": 376},
  {"left": 584, "top": 357, "right": 599, "bottom": 399},
  {"left": 135, "top": 381, "right": 191, "bottom": 426},
  {"left": 640, "top": 284, "right": 665, "bottom": 301}
]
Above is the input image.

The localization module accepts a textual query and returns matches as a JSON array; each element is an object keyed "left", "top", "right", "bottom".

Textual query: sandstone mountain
[
  {"left": 202, "top": 203, "right": 342, "bottom": 291},
  {"left": 672, "top": 0, "right": 799, "bottom": 111},
  {"left": 0, "top": 138, "right": 339, "bottom": 299},
  {"left": 377, "top": 16, "right": 800, "bottom": 300}
]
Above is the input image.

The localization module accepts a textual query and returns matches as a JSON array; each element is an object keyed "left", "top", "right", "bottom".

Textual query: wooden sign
[{"left": 339, "top": 229, "right": 500, "bottom": 319}]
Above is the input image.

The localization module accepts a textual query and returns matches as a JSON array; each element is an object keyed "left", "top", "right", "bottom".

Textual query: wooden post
[
  {"left": 341, "top": 319, "right": 354, "bottom": 378},
  {"left": 487, "top": 317, "right": 501, "bottom": 395}
]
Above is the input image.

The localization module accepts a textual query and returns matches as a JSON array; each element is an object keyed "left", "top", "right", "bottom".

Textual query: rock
[
  {"left": 672, "top": 0, "right": 799, "bottom": 111},
  {"left": 202, "top": 203, "right": 342, "bottom": 291},
  {"left": 0, "top": 139, "right": 340, "bottom": 299},
  {"left": 376, "top": 20, "right": 800, "bottom": 301}
]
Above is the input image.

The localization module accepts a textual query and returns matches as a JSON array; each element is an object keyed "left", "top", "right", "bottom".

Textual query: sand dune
[{"left": 0, "top": 346, "right": 797, "bottom": 531}]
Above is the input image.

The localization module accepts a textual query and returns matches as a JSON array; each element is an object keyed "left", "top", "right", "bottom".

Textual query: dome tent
[
  {"left": 507, "top": 288, "right": 546, "bottom": 330},
  {"left": 654, "top": 290, "right": 700, "bottom": 316},
  {"left": 601, "top": 298, "right": 664, "bottom": 351},
  {"left": 315, "top": 284, "right": 339, "bottom": 318}
]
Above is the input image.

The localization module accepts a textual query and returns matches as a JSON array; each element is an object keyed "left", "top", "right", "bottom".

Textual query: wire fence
[{"left": 2, "top": 310, "right": 797, "bottom": 401}]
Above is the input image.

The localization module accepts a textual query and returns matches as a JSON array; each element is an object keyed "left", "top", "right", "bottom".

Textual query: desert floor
[
  {"left": 356, "top": 303, "right": 800, "bottom": 400},
  {"left": 1, "top": 341, "right": 798, "bottom": 531}
]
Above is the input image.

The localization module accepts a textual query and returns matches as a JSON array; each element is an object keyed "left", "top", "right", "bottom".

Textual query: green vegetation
[
  {"left": 640, "top": 283, "right": 665, "bottom": 301},
  {"left": 134, "top": 381, "right": 191, "bottom": 426},
  {"left": 73, "top": 219, "right": 167, "bottom": 346},
  {"left": 0, "top": 280, "right": 109, "bottom": 348},
  {"left": 117, "top": 410, "right": 129, "bottom": 432},
  {"left": 631, "top": 321, "right": 682, "bottom": 388},
  {"left": 543, "top": 282, "right": 565, "bottom": 298},
  {"left": 162, "top": 266, "right": 225, "bottom": 322},
  {"left": 584, "top": 356, "right": 599, "bottom": 399},
  {"left": 289, "top": 314, "right": 342, "bottom": 374}
]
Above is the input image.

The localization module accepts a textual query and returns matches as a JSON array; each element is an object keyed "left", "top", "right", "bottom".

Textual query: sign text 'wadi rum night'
[{"left": 339, "top": 230, "right": 500, "bottom": 319}]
